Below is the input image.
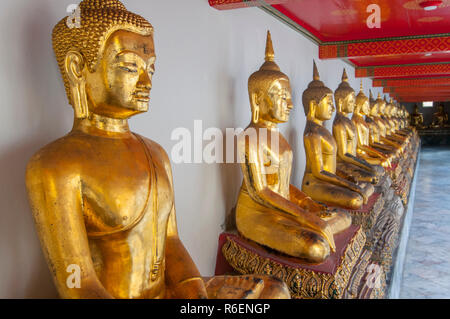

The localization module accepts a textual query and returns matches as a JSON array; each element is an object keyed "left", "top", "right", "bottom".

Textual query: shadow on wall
[
  {"left": 0, "top": 0, "right": 72, "bottom": 298},
  {"left": 217, "top": 70, "right": 241, "bottom": 231},
  {"left": 0, "top": 141, "right": 58, "bottom": 298}
]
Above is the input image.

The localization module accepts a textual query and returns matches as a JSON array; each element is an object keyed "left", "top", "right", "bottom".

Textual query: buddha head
[
  {"left": 334, "top": 68, "right": 355, "bottom": 114},
  {"left": 302, "top": 61, "right": 334, "bottom": 121},
  {"left": 53, "top": 0, "right": 155, "bottom": 120},
  {"left": 248, "top": 31, "right": 293, "bottom": 125},
  {"left": 387, "top": 98, "right": 396, "bottom": 117},
  {"left": 375, "top": 93, "right": 387, "bottom": 116},
  {"left": 355, "top": 81, "right": 370, "bottom": 116},
  {"left": 369, "top": 90, "right": 378, "bottom": 117},
  {"left": 392, "top": 102, "right": 399, "bottom": 118}
]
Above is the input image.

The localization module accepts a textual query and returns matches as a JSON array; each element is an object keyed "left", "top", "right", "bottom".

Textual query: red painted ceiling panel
[{"left": 273, "top": 0, "right": 450, "bottom": 42}]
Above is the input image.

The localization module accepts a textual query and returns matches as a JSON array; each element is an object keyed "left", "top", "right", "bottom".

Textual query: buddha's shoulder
[
  {"left": 133, "top": 134, "right": 173, "bottom": 178},
  {"left": 26, "top": 134, "right": 85, "bottom": 176},
  {"left": 333, "top": 113, "right": 345, "bottom": 124},
  {"left": 135, "top": 134, "right": 170, "bottom": 163}
]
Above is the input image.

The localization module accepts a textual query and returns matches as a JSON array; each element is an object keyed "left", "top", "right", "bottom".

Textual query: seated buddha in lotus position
[
  {"left": 25, "top": 0, "right": 289, "bottom": 299},
  {"left": 378, "top": 96, "right": 407, "bottom": 152},
  {"left": 391, "top": 103, "right": 413, "bottom": 139},
  {"left": 431, "top": 104, "right": 449, "bottom": 128},
  {"left": 301, "top": 62, "right": 373, "bottom": 211},
  {"left": 235, "top": 32, "right": 352, "bottom": 264},
  {"left": 384, "top": 99, "right": 409, "bottom": 144},
  {"left": 366, "top": 93, "right": 403, "bottom": 156},
  {"left": 410, "top": 105, "right": 425, "bottom": 129},
  {"left": 332, "top": 69, "right": 381, "bottom": 184},
  {"left": 351, "top": 82, "right": 391, "bottom": 168},
  {"left": 400, "top": 106, "right": 414, "bottom": 133}
]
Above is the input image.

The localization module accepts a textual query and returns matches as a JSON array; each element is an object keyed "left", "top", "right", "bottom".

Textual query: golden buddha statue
[
  {"left": 25, "top": 0, "right": 289, "bottom": 299},
  {"left": 392, "top": 103, "right": 412, "bottom": 138},
  {"left": 382, "top": 101, "right": 410, "bottom": 154},
  {"left": 332, "top": 69, "right": 381, "bottom": 184},
  {"left": 410, "top": 104, "right": 425, "bottom": 129},
  {"left": 383, "top": 99, "right": 396, "bottom": 133},
  {"left": 351, "top": 83, "right": 391, "bottom": 168},
  {"left": 431, "top": 104, "right": 449, "bottom": 128},
  {"left": 301, "top": 62, "right": 373, "bottom": 210},
  {"left": 364, "top": 91, "right": 399, "bottom": 159},
  {"left": 369, "top": 93, "right": 404, "bottom": 153},
  {"left": 235, "top": 33, "right": 352, "bottom": 264},
  {"left": 382, "top": 97, "right": 408, "bottom": 146}
]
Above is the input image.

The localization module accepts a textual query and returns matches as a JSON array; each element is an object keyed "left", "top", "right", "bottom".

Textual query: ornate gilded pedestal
[
  {"left": 217, "top": 225, "right": 366, "bottom": 299},
  {"left": 344, "top": 192, "right": 385, "bottom": 235}
]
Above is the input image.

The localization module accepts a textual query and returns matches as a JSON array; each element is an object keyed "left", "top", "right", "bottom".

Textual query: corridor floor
[{"left": 400, "top": 146, "right": 450, "bottom": 298}]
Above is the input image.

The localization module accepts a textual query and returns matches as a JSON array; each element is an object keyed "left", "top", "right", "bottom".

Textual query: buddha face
[
  {"left": 360, "top": 99, "right": 370, "bottom": 116},
  {"left": 315, "top": 93, "right": 334, "bottom": 121},
  {"left": 84, "top": 30, "right": 156, "bottom": 119},
  {"left": 385, "top": 105, "right": 391, "bottom": 117},
  {"left": 263, "top": 78, "right": 293, "bottom": 123},
  {"left": 342, "top": 92, "right": 356, "bottom": 113},
  {"left": 378, "top": 101, "right": 386, "bottom": 115},
  {"left": 370, "top": 103, "right": 378, "bottom": 116},
  {"left": 393, "top": 107, "right": 398, "bottom": 117}
]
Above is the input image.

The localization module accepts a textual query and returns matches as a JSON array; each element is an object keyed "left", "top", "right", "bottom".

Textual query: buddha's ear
[
  {"left": 250, "top": 91, "right": 261, "bottom": 124},
  {"left": 65, "top": 51, "right": 88, "bottom": 119},
  {"left": 308, "top": 100, "right": 316, "bottom": 119},
  {"left": 251, "top": 90, "right": 264, "bottom": 106}
]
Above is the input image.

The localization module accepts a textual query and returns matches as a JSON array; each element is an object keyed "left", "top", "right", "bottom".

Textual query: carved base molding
[
  {"left": 347, "top": 192, "right": 385, "bottom": 236},
  {"left": 344, "top": 250, "right": 386, "bottom": 299},
  {"left": 220, "top": 225, "right": 366, "bottom": 299}
]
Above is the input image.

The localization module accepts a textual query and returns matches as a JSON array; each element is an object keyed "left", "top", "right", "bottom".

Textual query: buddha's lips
[{"left": 133, "top": 91, "right": 150, "bottom": 101}]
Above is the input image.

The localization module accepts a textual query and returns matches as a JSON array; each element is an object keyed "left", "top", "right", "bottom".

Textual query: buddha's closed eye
[{"left": 118, "top": 62, "right": 138, "bottom": 73}]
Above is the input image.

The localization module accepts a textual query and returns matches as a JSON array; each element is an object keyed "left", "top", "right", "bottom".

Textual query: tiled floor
[{"left": 400, "top": 146, "right": 450, "bottom": 298}]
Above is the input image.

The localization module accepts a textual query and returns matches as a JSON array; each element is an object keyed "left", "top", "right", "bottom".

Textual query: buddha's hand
[
  {"left": 174, "top": 277, "right": 208, "bottom": 299},
  {"left": 319, "top": 223, "right": 336, "bottom": 253},
  {"left": 299, "top": 197, "right": 327, "bottom": 214},
  {"left": 205, "top": 276, "right": 265, "bottom": 299},
  {"left": 356, "top": 184, "right": 368, "bottom": 204}
]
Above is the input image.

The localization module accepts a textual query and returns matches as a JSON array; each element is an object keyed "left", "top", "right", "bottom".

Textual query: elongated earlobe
[
  {"left": 308, "top": 101, "right": 316, "bottom": 119},
  {"left": 251, "top": 92, "right": 260, "bottom": 124},
  {"left": 252, "top": 105, "right": 260, "bottom": 124},
  {"left": 65, "top": 51, "right": 88, "bottom": 119}
]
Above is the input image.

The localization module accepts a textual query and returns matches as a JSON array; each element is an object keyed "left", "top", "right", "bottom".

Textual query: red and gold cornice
[
  {"left": 393, "top": 92, "right": 450, "bottom": 102},
  {"left": 386, "top": 88, "right": 450, "bottom": 97},
  {"left": 374, "top": 77, "right": 450, "bottom": 88},
  {"left": 385, "top": 86, "right": 450, "bottom": 93},
  {"left": 320, "top": 35, "right": 450, "bottom": 59},
  {"left": 356, "top": 63, "right": 450, "bottom": 78}
]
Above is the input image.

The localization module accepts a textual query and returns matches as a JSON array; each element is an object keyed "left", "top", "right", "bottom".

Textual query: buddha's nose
[
  {"left": 287, "top": 99, "right": 293, "bottom": 109},
  {"left": 137, "top": 70, "right": 152, "bottom": 90}
]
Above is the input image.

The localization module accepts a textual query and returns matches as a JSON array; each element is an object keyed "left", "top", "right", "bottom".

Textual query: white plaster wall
[{"left": 0, "top": 0, "right": 387, "bottom": 298}]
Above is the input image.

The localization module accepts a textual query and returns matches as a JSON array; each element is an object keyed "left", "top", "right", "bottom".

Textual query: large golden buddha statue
[
  {"left": 351, "top": 83, "right": 391, "bottom": 168},
  {"left": 301, "top": 62, "right": 373, "bottom": 210},
  {"left": 25, "top": 0, "right": 289, "bottom": 299},
  {"left": 332, "top": 69, "right": 381, "bottom": 184},
  {"left": 235, "top": 33, "right": 352, "bottom": 264},
  {"left": 410, "top": 104, "right": 425, "bottom": 129}
]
